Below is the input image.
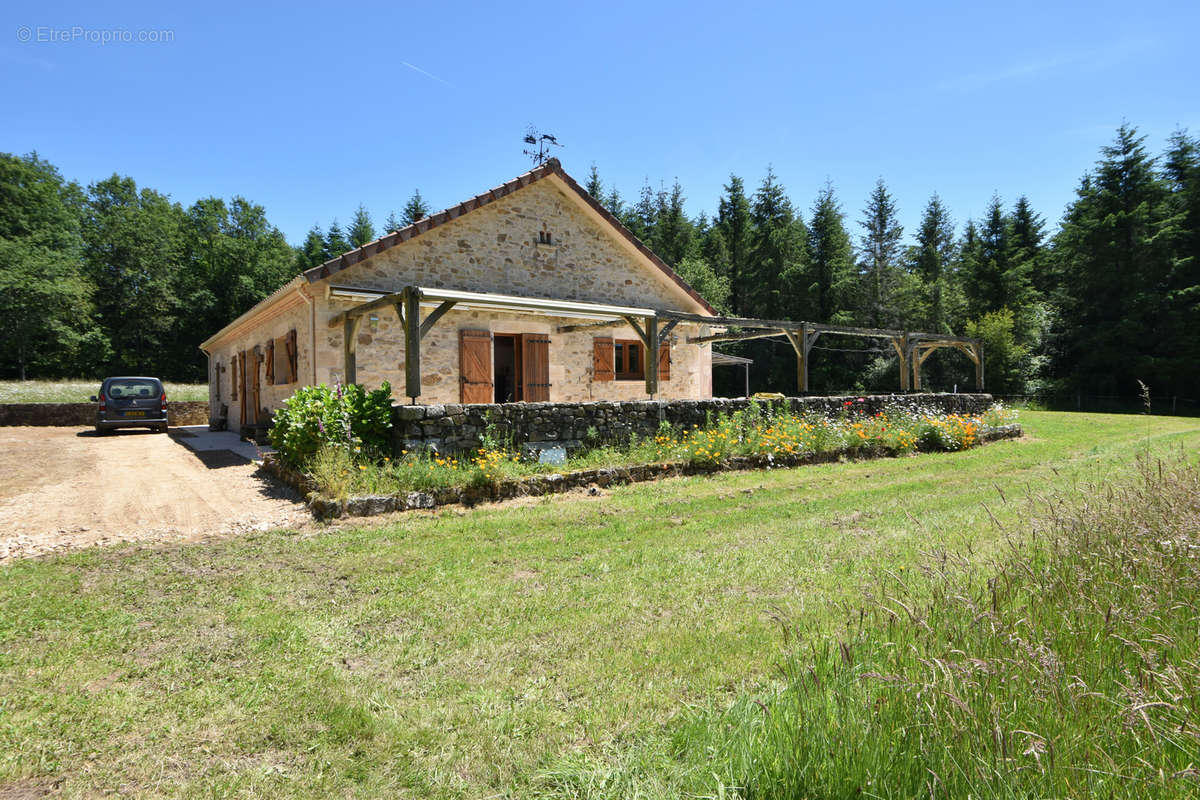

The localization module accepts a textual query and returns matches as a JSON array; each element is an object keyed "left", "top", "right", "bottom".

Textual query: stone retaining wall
[
  {"left": 391, "top": 393, "right": 994, "bottom": 456},
  {"left": 0, "top": 401, "right": 210, "bottom": 427}
]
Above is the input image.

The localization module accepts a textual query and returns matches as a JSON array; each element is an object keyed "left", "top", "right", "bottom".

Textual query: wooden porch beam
[
  {"left": 688, "top": 329, "right": 787, "bottom": 345},
  {"left": 418, "top": 300, "right": 457, "bottom": 340},
  {"left": 555, "top": 319, "right": 628, "bottom": 334},
  {"left": 328, "top": 290, "right": 405, "bottom": 328}
]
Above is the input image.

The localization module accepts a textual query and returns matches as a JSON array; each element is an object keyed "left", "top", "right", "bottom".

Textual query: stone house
[{"left": 199, "top": 159, "right": 719, "bottom": 431}]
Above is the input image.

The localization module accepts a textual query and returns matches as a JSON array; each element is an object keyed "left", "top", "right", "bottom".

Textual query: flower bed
[{"left": 264, "top": 402, "right": 1021, "bottom": 519}]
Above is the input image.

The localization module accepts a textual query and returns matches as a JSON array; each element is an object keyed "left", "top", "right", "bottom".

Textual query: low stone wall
[
  {"left": 391, "top": 393, "right": 995, "bottom": 456},
  {"left": 0, "top": 401, "right": 210, "bottom": 427}
]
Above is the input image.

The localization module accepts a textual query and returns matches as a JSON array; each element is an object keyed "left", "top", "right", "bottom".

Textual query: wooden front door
[
  {"left": 459, "top": 329, "right": 493, "bottom": 403},
  {"left": 522, "top": 334, "right": 551, "bottom": 402}
]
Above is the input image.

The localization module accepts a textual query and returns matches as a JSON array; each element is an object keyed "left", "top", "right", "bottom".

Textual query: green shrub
[{"left": 269, "top": 381, "right": 393, "bottom": 466}]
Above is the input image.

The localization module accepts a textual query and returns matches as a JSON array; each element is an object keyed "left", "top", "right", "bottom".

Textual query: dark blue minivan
[{"left": 91, "top": 377, "right": 169, "bottom": 433}]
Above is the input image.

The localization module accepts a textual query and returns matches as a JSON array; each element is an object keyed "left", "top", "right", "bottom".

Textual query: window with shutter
[
  {"left": 658, "top": 342, "right": 670, "bottom": 382},
  {"left": 265, "top": 341, "right": 275, "bottom": 385},
  {"left": 613, "top": 339, "right": 644, "bottom": 380},
  {"left": 593, "top": 337, "right": 614, "bottom": 382},
  {"left": 286, "top": 329, "right": 298, "bottom": 383}
]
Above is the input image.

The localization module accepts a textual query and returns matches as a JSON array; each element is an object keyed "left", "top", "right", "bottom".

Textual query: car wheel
[{"left": 158, "top": 425, "right": 169, "bottom": 433}]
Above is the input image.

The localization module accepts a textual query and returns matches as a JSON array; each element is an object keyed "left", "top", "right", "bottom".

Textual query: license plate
[{"left": 124, "top": 410, "right": 146, "bottom": 417}]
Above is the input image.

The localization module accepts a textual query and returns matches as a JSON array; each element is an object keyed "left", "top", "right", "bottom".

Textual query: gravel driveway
[{"left": 0, "top": 426, "right": 310, "bottom": 562}]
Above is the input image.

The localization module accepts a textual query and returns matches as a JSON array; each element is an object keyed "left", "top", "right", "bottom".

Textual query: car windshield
[{"left": 105, "top": 379, "right": 161, "bottom": 400}]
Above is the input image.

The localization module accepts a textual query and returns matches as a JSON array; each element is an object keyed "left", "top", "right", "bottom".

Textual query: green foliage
[
  {"left": 401, "top": 190, "right": 430, "bottom": 225},
  {"left": 805, "top": 182, "right": 855, "bottom": 324},
  {"left": 672, "top": 256, "right": 731, "bottom": 313},
  {"left": 1051, "top": 125, "right": 1185, "bottom": 396},
  {"left": 347, "top": 203, "right": 376, "bottom": 247},
  {"left": 856, "top": 179, "right": 905, "bottom": 328},
  {"left": 269, "top": 381, "right": 393, "bottom": 466},
  {"left": 966, "top": 308, "right": 1031, "bottom": 394}
]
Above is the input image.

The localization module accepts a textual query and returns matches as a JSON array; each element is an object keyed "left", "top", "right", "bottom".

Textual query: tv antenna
[{"left": 523, "top": 126, "right": 562, "bottom": 166}]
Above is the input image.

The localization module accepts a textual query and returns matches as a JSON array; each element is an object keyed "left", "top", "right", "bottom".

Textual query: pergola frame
[
  {"left": 674, "top": 310, "right": 984, "bottom": 394},
  {"left": 328, "top": 285, "right": 983, "bottom": 403}
]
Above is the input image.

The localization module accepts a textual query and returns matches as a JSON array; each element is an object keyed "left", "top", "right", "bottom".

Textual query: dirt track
[{"left": 0, "top": 426, "right": 310, "bottom": 562}]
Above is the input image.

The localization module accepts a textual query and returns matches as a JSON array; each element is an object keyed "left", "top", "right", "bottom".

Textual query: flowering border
[{"left": 262, "top": 424, "right": 1022, "bottom": 520}]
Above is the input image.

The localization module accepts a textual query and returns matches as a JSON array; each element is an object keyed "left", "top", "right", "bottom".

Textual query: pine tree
[
  {"left": 602, "top": 186, "right": 625, "bottom": 220},
  {"left": 383, "top": 211, "right": 402, "bottom": 234},
  {"left": 402, "top": 190, "right": 430, "bottom": 225},
  {"left": 624, "top": 180, "right": 658, "bottom": 244},
  {"left": 748, "top": 168, "right": 806, "bottom": 319},
  {"left": 324, "top": 219, "right": 350, "bottom": 258},
  {"left": 651, "top": 180, "right": 694, "bottom": 266},
  {"left": 856, "top": 179, "right": 905, "bottom": 328},
  {"left": 716, "top": 175, "right": 753, "bottom": 314},
  {"left": 1160, "top": 130, "right": 1200, "bottom": 398},
  {"left": 296, "top": 225, "right": 326, "bottom": 269},
  {"left": 585, "top": 164, "right": 604, "bottom": 200},
  {"left": 964, "top": 195, "right": 1009, "bottom": 317},
  {"left": 1011, "top": 196, "right": 1048, "bottom": 294},
  {"left": 806, "top": 182, "right": 855, "bottom": 324},
  {"left": 1051, "top": 125, "right": 1179, "bottom": 394},
  {"left": 348, "top": 203, "right": 375, "bottom": 248},
  {"left": 912, "top": 194, "right": 957, "bottom": 333}
]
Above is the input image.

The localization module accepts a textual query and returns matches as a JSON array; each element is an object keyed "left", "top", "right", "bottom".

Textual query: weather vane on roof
[{"left": 523, "top": 125, "right": 562, "bottom": 166}]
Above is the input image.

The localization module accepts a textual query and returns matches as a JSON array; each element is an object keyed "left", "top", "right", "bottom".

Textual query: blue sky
[{"left": 3, "top": 0, "right": 1197, "bottom": 247}]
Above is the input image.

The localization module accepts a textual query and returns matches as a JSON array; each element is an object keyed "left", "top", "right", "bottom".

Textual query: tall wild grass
[{"left": 681, "top": 453, "right": 1200, "bottom": 798}]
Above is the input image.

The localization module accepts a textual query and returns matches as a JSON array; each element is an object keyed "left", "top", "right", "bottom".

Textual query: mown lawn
[
  {"left": 0, "top": 411, "right": 1197, "bottom": 798},
  {"left": 0, "top": 380, "right": 208, "bottom": 404}
]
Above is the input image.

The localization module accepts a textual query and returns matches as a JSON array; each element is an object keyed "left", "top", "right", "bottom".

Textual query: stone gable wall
[
  {"left": 391, "top": 393, "right": 995, "bottom": 456},
  {"left": 311, "top": 175, "right": 713, "bottom": 404}
]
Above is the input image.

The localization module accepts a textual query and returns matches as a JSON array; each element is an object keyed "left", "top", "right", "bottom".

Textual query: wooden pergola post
[
  {"left": 403, "top": 287, "right": 422, "bottom": 404},
  {"left": 974, "top": 342, "right": 985, "bottom": 391},
  {"left": 784, "top": 322, "right": 811, "bottom": 394},
  {"left": 892, "top": 334, "right": 910, "bottom": 391}
]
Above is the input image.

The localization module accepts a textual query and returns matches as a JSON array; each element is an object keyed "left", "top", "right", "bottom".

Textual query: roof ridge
[{"left": 301, "top": 158, "right": 716, "bottom": 315}]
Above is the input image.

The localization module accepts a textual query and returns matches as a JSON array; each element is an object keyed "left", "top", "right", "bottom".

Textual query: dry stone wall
[
  {"left": 391, "top": 393, "right": 995, "bottom": 456},
  {"left": 0, "top": 401, "right": 210, "bottom": 427}
]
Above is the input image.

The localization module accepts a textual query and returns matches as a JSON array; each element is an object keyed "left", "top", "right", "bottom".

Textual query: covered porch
[{"left": 326, "top": 285, "right": 984, "bottom": 403}]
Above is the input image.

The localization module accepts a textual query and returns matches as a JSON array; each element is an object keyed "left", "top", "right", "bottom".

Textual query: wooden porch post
[
  {"left": 644, "top": 315, "right": 659, "bottom": 397},
  {"left": 403, "top": 287, "right": 422, "bottom": 404},
  {"left": 343, "top": 315, "right": 363, "bottom": 386}
]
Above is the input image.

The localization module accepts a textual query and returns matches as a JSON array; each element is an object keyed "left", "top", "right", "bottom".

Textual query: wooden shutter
[
  {"left": 265, "top": 341, "right": 275, "bottom": 385},
  {"left": 459, "top": 329, "right": 494, "bottom": 403},
  {"left": 237, "top": 351, "right": 246, "bottom": 423},
  {"left": 658, "top": 342, "right": 670, "bottom": 382},
  {"left": 593, "top": 337, "right": 614, "bottom": 382},
  {"left": 250, "top": 351, "right": 262, "bottom": 425},
  {"left": 285, "top": 329, "right": 298, "bottom": 383},
  {"left": 522, "top": 334, "right": 551, "bottom": 402}
]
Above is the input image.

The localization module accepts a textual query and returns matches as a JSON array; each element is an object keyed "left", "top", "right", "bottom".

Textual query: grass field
[
  {"left": 1, "top": 410, "right": 1197, "bottom": 798},
  {"left": 0, "top": 380, "right": 209, "bottom": 404}
]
